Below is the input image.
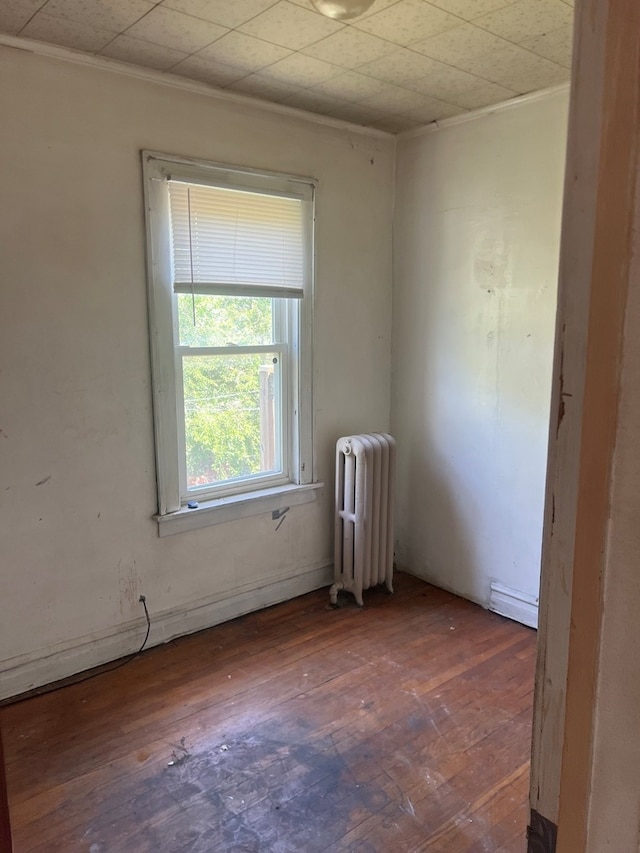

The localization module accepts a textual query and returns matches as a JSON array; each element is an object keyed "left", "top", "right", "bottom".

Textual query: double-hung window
[{"left": 142, "top": 152, "right": 315, "bottom": 531}]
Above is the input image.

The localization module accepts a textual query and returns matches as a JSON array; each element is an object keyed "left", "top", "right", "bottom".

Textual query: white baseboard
[
  {"left": 489, "top": 581, "right": 539, "bottom": 629},
  {"left": 396, "top": 565, "right": 539, "bottom": 629},
  {"left": 1, "top": 561, "right": 332, "bottom": 701}
]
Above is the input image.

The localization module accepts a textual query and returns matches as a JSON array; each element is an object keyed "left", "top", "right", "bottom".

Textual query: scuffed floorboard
[{"left": 0, "top": 573, "right": 535, "bottom": 852}]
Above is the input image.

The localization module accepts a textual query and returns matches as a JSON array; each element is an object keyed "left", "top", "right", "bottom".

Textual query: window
[{"left": 142, "top": 152, "right": 316, "bottom": 531}]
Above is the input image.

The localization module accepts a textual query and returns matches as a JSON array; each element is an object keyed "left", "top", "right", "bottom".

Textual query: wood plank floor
[{"left": 0, "top": 573, "right": 536, "bottom": 852}]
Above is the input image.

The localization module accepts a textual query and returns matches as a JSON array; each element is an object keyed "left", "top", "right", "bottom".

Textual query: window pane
[
  {"left": 178, "top": 294, "right": 273, "bottom": 348},
  {"left": 183, "top": 352, "right": 281, "bottom": 489}
]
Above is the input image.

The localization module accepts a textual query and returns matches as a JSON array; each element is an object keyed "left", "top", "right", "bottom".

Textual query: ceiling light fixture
[{"left": 311, "top": 0, "right": 376, "bottom": 20}]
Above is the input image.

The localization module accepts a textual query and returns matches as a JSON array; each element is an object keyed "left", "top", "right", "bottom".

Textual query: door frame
[{"left": 529, "top": 0, "right": 640, "bottom": 849}]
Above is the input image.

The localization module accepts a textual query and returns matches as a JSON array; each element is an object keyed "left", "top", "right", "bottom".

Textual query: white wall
[
  {"left": 392, "top": 90, "right": 568, "bottom": 613},
  {"left": 0, "top": 48, "right": 394, "bottom": 698}
]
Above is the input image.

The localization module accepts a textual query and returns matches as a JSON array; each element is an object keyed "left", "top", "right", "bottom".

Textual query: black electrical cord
[
  {"left": 98, "top": 595, "right": 152, "bottom": 674},
  {"left": 4, "top": 596, "right": 151, "bottom": 706}
]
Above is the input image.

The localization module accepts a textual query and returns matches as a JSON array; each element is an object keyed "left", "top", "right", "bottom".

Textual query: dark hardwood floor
[{"left": 0, "top": 573, "right": 535, "bottom": 852}]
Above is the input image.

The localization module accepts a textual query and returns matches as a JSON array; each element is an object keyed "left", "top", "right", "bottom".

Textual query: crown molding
[
  {"left": 399, "top": 82, "right": 571, "bottom": 140},
  {"left": 0, "top": 34, "right": 394, "bottom": 141}
]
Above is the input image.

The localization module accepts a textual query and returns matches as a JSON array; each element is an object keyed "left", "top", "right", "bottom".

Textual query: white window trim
[
  {"left": 154, "top": 482, "right": 324, "bottom": 538},
  {"left": 142, "top": 151, "right": 318, "bottom": 533}
]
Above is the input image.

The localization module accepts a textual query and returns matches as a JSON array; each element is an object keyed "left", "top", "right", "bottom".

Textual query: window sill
[{"left": 154, "top": 482, "right": 324, "bottom": 538}]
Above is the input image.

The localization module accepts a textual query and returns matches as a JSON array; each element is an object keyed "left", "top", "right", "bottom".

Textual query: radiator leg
[
  {"left": 385, "top": 579, "right": 394, "bottom": 594},
  {"left": 329, "top": 581, "right": 344, "bottom": 606},
  {"left": 355, "top": 590, "right": 364, "bottom": 607}
]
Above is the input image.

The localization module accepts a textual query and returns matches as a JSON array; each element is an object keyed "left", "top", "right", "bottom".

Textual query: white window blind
[{"left": 168, "top": 180, "right": 306, "bottom": 299}]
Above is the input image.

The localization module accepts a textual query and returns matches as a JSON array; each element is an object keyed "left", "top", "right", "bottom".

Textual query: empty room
[{"left": 6, "top": 0, "right": 635, "bottom": 851}]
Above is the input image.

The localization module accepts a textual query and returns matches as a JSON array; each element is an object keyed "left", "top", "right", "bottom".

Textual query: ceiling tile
[
  {"left": 520, "top": 24, "right": 573, "bottom": 68},
  {"left": 238, "top": 1, "right": 344, "bottom": 50},
  {"left": 313, "top": 69, "right": 390, "bottom": 100},
  {"left": 302, "top": 26, "right": 396, "bottom": 69},
  {"left": 405, "top": 63, "right": 489, "bottom": 100},
  {"left": 359, "top": 83, "right": 440, "bottom": 113},
  {"left": 4, "top": 0, "right": 574, "bottom": 134},
  {"left": 326, "top": 101, "right": 386, "bottom": 124},
  {"left": 281, "top": 89, "right": 350, "bottom": 113},
  {"left": 507, "top": 60, "right": 568, "bottom": 93},
  {"left": 262, "top": 53, "right": 342, "bottom": 86},
  {"left": 411, "top": 23, "right": 510, "bottom": 63},
  {"left": 446, "top": 40, "right": 515, "bottom": 78},
  {"left": 371, "top": 115, "right": 422, "bottom": 132},
  {"left": 100, "top": 34, "right": 188, "bottom": 69},
  {"left": 125, "top": 7, "right": 228, "bottom": 53},
  {"left": 353, "top": 0, "right": 459, "bottom": 46},
  {"left": 359, "top": 47, "right": 447, "bottom": 85},
  {"left": 228, "top": 72, "right": 303, "bottom": 101},
  {"left": 0, "top": 0, "right": 46, "bottom": 35},
  {"left": 41, "top": 0, "right": 154, "bottom": 32},
  {"left": 474, "top": 0, "right": 573, "bottom": 44},
  {"left": 21, "top": 12, "right": 115, "bottom": 51},
  {"left": 400, "top": 96, "right": 461, "bottom": 122},
  {"left": 424, "top": 0, "right": 514, "bottom": 19},
  {"left": 170, "top": 54, "right": 249, "bottom": 84},
  {"left": 197, "top": 31, "right": 291, "bottom": 72},
  {"left": 446, "top": 81, "right": 516, "bottom": 108},
  {"left": 456, "top": 43, "right": 567, "bottom": 90},
  {"left": 161, "top": 0, "right": 279, "bottom": 29}
]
